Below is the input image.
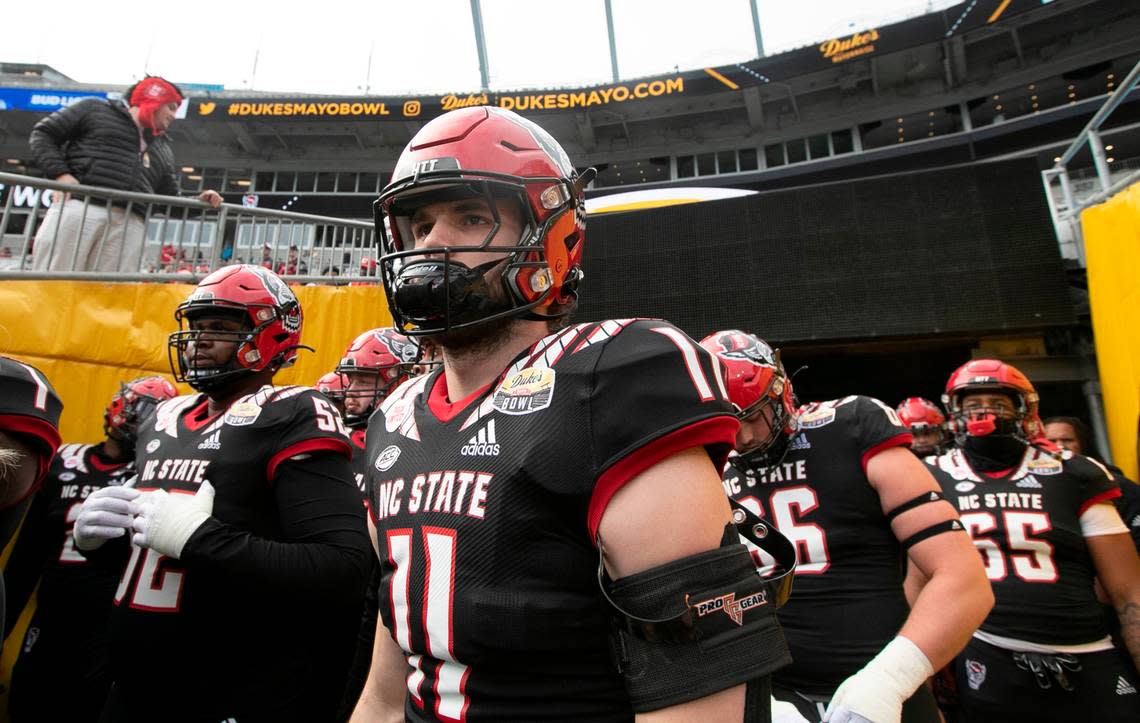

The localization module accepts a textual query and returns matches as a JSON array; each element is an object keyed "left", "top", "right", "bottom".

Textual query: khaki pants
[{"left": 31, "top": 198, "right": 147, "bottom": 272}]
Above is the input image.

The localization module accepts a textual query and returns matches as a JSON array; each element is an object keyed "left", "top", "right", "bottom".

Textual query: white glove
[
  {"left": 73, "top": 485, "right": 141, "bottom": 551},
  {"left": 130, "top": 482, "right": 215, "bottom": 559},
  {"left": 823, "top": 636, "right": 933, "bottom": 723}
]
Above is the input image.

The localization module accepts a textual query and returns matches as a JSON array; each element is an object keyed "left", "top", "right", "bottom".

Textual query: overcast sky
[{"left": 7, "top": 0, "right": 957, "bottom": 95}]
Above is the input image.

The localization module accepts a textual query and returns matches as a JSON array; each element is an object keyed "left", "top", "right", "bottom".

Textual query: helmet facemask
[
  {"left": 169, "top": 306, "right": 265, "bottom": 392},
  {"left": 735, "top": 388, "right": 793, "bottom": 469},
  {"left": 104, "top": 383, "right": 166, "bottom": 448},
  {"left": 947, "top": 389, "right": 1031, "bottom": 446},
  {"left": 907, "top": 423, "right": 947, "bottom": 456},
  {"left": 338, "top": 365, "right": 408, "bottom": 428},
  {"left": 377, "top": 170, "right": 584, "bottom": 336}
]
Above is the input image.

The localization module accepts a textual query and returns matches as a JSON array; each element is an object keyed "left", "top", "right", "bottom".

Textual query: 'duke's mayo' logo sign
[{"left": 819, "top": 29, "right": 880, "bottom": 64}]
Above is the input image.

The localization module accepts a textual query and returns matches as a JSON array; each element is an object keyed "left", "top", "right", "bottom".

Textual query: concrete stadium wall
[
  {"left": 0, "top": 280, "right": 392, "bottom": 443},
  {"left": 1082, "top": 184, "right": 1140, "bottom": 481}
]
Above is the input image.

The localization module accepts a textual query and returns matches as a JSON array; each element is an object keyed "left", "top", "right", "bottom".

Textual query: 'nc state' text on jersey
[
  {"left": 956, "top": 492, "right": 1043, "bottom": 511},
  {"left": 373, "top": 470, "right": 493, "bottom": 521},
  {"left": 140, "top": 457, "right": 211, "bottom": 484},
  {"left": 723, "top": 459, "right": 808, "bottom": 496}
]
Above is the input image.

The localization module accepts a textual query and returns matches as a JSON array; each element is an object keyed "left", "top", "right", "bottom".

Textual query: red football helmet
[
  {"left": 104, "top": 376, "right": 178, "bottom": 445},
  {"left": 896, "top": 397, "right": 946, "bottom": 429},
  {"left": 700, "top": 330, "right": 797, "bottom": 464},
  {"left": 942, "top": 359, "right": 1042, "bottom": 443},
  {"left": 896, "top": 397, "right": 947, "bottom": 455},
  {"left": 336, "top": 327, "right": 419, "bottom": 427},
  {"left": 375, "top": 106, "right": 594, "bottom": 334},
  {"left": 315, "top": 371, "right": 346, "bottom": 400},
  {"left": 168, "top": 264, "right": 304, "bottom": 391}
]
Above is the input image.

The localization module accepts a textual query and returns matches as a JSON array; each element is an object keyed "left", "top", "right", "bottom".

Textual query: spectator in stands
[
  {"left": 28, "top": 76, "right": 223, "bottom": 273},
  {"left": 1045, "top": 416, "right": 1140, "bottom": 548},
  {"left": 276, "top": 245, "right": 300, "bottom": 275}
]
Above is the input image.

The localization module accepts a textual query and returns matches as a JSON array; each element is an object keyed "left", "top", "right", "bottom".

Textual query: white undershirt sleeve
[{"left": 1080, "top": 502, "right": 1130, "bottom": 537}]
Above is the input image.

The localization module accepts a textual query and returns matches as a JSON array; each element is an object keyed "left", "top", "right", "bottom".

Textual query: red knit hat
[{"left": 129, "top": 77, "right": 183, "bottom": 134}]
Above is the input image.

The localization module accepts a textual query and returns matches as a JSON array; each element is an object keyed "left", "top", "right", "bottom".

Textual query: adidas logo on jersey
[
  {"left": 1117, "top": 676, "right": 1137, "bottom": 695},
  {"left": 461, "top": 419, "right": 500, "bottom": 457},
  {"left": 788, "top": 433, "right": 811, "bottom": 451},
  {"left": 1016, "top": 476, "right": 1042, "bottom": 489},
  {"left": 197, "top": 430, "right": 222, "bottom": 451}
]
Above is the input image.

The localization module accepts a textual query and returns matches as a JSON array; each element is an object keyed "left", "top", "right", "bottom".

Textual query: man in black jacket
[{"left": 28, "top": 76, "right": 221, "bottom": 272}]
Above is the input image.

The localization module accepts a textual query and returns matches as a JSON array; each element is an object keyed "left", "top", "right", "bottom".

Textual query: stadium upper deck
[{"left": 1, "top": 0, "right": 1136, "bottom": 216}]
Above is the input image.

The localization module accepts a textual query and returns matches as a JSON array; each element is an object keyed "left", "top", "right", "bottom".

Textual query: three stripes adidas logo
[
  {"left": 197, "top": 430, "right": 222, "bottom": 451},
  {"left": 461, "top": 419, "right": 500, "bottom": 457},
  {"left": 1117, "top": 675, "right": 1137, "bottom": 695}
]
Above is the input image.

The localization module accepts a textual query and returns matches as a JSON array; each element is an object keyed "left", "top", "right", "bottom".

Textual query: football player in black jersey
[
  {"left": 3, "top": 376, "right": 176, "bottom": 722},
  {"left": 0, "top": 357, "right": 63, "bottom": 641},
  {"left": 923, "top": 360, "right": 1140, "bottom": 721},
  {"left": 352, "top": 107, "right": 791, "bottom": 722},
  {"left": 897, "top": 397, "right": 949, "bottom": 457},
  {"left": 71, "top": 264, "right": 371, "bottom": 723},
  {"left": 702, "top": 330, "right": 991, "bottom": 723},
  {"left": 334, "top": 327, "right": 416, "bottom": 719},
  {"left": 1044, "top": 416, "right": 1140, "bottom": 551}
]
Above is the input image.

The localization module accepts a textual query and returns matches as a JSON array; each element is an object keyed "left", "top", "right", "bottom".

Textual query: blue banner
[{"left": 0, "top": 87, "right": 110, "bottom": 112}]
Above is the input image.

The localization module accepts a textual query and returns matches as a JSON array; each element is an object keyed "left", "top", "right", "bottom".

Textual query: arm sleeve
[
  {"left": 180, "top": 451, "right": 371, "bottom": 604},
  {"left": 28, "top": 100, "right": 94, "bottom": 180},
  {"left": 1080, "top": 502, "right": 1130, "bottom": 538},
  {"left": 852, "top": 396, "right": 913, "bottom": 470},
  {"left": 1, "top": 482, "right": 53, "bottom": 638},
  {"left": 587, "top": 320, "right": 739, "bottom": 539}
]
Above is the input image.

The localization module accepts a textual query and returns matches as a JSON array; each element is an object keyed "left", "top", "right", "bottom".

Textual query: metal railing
[
  {"left": 0, "top": 172, "right": 378, "bottom": 283},
  {"left": 1041, "top": 57, "right": 1140, "bottom": 267}
]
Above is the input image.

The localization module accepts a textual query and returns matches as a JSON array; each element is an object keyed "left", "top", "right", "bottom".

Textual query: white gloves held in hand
[
  {"left": 131, "top": 482, "right": 215, "bottom": 559},
  {"left": 823, "top": 636, "right": 933, "bottom": 723},
  {"left": 73, "top": 485, "right": 141, "bottom": 551},
  {"left": 72, "top": 481, "right": 215, "bottom": 560}
]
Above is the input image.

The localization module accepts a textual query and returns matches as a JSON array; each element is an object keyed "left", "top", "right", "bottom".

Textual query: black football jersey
[
  {"left": 1110, "top": 469, "right": 1140, "bottom": 551},
  {"left": 722, "top": 395, "right": 913, "bottom": 695},
  {"left": 365, "top": 319, "right": 738, "bottom": 722},
  {"left": 926, "top": 445, "right": 1119, "bottom": 645},
  {"left": 111, "top": 385, "right": 353, "bottom": 716},
  {"left": 5, "top": 443, "right": 132, "bottom": 625}
]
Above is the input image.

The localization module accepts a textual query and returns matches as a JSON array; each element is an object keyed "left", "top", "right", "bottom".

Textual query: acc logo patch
[
  {"left": 223, "top": 401, "right": 262, "bottom": 427},
  {"left": 374, "top": 445, "right": 401, "bottom": 472},
  {"left": 58, "top": 472, "right": 76, "bottom": 482},
  {"left": 798, "top": 407, "right": 836, "bottom": 429},
  {"left": 492, "top": 368, "right": 556, "bottom": 416},
  {"left": 955, "top": 481, "right": 976, "bottom": 492},
  {"left": 1026, "top": 456, "right": 1063, "bottom": 476},
  {"left": 145, "top": 439, "right": 161, "bottom": 453}
]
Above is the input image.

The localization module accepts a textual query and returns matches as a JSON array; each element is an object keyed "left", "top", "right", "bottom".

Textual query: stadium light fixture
[
  {"left": 1106, "top": 145, "right": 1114, "bottom": 151},
  {"left": 181, "top": 166, "right": 195, "bottom": 172}
]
